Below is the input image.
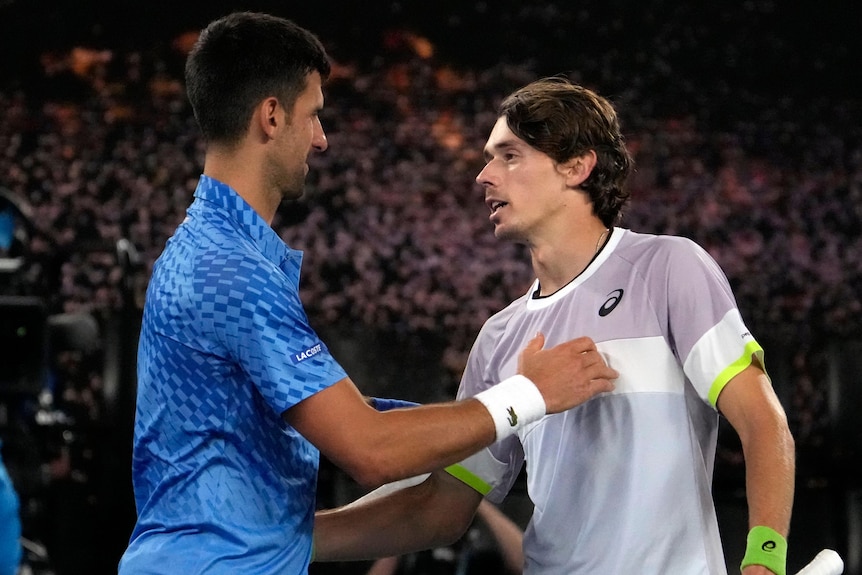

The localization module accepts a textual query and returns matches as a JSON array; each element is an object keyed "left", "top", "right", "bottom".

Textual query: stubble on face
[
  {"left": 270, "top": 73, "right": 324, "bottom": 203},
  {"left": 278, "top": 158, "right": 308, "bottom": 202},
  {"left": 270, "top": 116, "right": 311, "bottom": 203}
]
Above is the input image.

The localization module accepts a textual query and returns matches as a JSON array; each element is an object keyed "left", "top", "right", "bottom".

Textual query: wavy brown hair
[{"left": 499, "top": 77, "right": 633, "bottom": 227}]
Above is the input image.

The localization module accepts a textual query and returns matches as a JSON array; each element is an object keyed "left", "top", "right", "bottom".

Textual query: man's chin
[
  {"left": 493, "top": 227, "right": 528, "bottom": 246},
  {"left": 281, "top": 184, "right": 306, "bottom": 202},
  {"left": 493, "top": 225, "right": 516, "bottom": 240}
]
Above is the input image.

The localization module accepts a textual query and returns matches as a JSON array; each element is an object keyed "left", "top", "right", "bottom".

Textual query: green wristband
[{"left": 740, "top": 526, "right": 787, "bottom": 575}]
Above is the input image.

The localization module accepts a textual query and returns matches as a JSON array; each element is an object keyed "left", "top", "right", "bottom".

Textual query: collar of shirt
[{"left": 192, "top": 174, "right": 302, "bottom": 272}]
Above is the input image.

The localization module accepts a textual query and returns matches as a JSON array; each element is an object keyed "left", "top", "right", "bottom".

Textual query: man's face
[
  {"left": 476, "top": 117, "right": 571, "bottom": 243},
  {"left": 269, "top": 71, "right": 328, "bottom": 201}
]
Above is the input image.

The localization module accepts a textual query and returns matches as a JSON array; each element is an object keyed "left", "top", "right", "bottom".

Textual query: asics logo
[{"left": 599, "top": 289, "right": 624, "bottom": 317}]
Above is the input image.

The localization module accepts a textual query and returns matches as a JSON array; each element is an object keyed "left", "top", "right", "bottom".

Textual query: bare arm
[
  {"left": 364, "top": 556, "right": 399, "bottom": 575},
  {"left": 475, "top": 500, "right": 524, "bottom": 575},
  {"left": 286, "top": 334, "right": 616, "bottom": 488},
  {"left": 289, "top": 379, "right": 493, "bottom": 488},
  {"left": 314, "top": 470, "right": 483, "bottom": 561},
  {"left": 717, "top": 363, "right": 795, "bottom": 575}
]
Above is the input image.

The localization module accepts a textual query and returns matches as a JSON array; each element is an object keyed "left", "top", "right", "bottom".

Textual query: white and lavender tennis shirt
[{"left": 448, "top": 228, "right": 764, "bottom": 575}]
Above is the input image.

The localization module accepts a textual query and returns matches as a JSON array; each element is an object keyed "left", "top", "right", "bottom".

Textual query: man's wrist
[
  {"left": 740, "top": 525, "right": 787, "bottom": 575},
  {"left": 474, "top": 375, "right": 546, "bottom": 440}
]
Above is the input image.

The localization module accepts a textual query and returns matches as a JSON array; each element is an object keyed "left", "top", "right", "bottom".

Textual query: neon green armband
[{"left": 740, "top": 526, "right": 787, "bottom": 575}]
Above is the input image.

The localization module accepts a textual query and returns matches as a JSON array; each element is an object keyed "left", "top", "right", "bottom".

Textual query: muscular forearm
[
  {"left": 718, "top": 365, "right": 796, "bottom": 575},
  {"left": 718, "top": 366, "right": 795, "bottom": 535},
  {"left": 476, "top": 501, "right": 524, "bottom": 574},
  {"left": 314, "top": 472, "right": 480, "bottom": 562},
  {"left": 739, "top": 421, "right": 795, "bottom": 575},
  {"left": 287, "top": 377, "right": 499, "bottom": 488},
  {"left": 333, "top": 400, "right": 497, "bottom": 488},
  {"left": 314, "top": 487, "right": 449, "bottom": 562},
  {"left": 741, "top": 416, "right": 795, "bottom": 535}
]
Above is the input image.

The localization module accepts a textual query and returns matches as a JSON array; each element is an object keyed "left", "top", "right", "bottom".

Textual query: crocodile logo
[{"left": 506, "top": 407, "right": 518, "bottom": 427}]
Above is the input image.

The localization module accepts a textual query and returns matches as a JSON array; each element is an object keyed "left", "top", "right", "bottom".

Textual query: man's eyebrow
[{"left": 483, "top": 138, "right": 521, "bottom": 160}]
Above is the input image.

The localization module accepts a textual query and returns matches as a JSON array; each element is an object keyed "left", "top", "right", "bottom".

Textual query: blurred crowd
[{"left": 1, "top": 5, "right": 861, "bottom": 458}]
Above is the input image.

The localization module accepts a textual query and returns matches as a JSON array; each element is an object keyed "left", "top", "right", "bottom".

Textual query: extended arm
[
  {"left": 717, "top": 363, "right": 795, "bottom": 575},
  {"left": 285, "top": 334, "right": 616, "bottom": 488},
  {"left": 314, "top": 470, "right": 483, "bottom": 561}
]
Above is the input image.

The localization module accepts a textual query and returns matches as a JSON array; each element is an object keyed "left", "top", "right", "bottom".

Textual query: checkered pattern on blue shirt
[{"left": 119, "top": 175, "right": 347, "bottom": 575}]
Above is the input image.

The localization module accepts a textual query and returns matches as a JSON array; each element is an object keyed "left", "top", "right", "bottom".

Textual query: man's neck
[
  {"left": 203, "top": 151, "right": 278, "bottom": 225},
  {"left": 530, "top": 225, "right": 610, "bottom": 296}
]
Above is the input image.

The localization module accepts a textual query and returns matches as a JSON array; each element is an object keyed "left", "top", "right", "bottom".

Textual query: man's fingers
[
  {"left": 550, "top": 335, "right": 597, "bottom": 356},
  {"left": 518, "top": 333, "right": 546, "bottom": 374},
  {"left": 525, "top": 332, "right": 546, "bottom": 353},
  {"left": 577, "top": 349, "right": 603, "bottom": 366},
  {"left": 583, "top": 354, "right": 618, "bottom": 382},
  {"left": 590, "top": 377, "right": 616, "bottom": 394},
  {"left": 517, "top": 335, "right": 621, "bottom": 411}
]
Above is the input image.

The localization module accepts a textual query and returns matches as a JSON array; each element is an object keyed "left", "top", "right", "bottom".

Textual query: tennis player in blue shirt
[{"left": 117, "top": 12, "right": 618, "bottom": 575}]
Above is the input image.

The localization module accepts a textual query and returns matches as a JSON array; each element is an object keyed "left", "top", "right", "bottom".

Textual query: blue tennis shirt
[
  {"left": 119, "top": 175, "right": 347, "bottom": 574},
  {"left": 0, "top": 440, "right": 21, "bottom": 575}
]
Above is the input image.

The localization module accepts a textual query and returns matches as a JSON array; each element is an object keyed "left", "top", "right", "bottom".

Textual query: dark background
[
  {"left": 1, "top": 1, "right": 860, "bottom": 97},
  {"left": 1, "top": 1, "right": 861, "bottom": 574}
]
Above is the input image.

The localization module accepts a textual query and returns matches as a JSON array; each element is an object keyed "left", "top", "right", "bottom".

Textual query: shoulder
[
  {"left": 157, "top": 222, "right": 286, "bottom": 312},
  {"left": 616, "top": 228, "right": 701, "bottom": 254},
  {"left": 615, "top": 229, "right": 717, "bottom": 271}
]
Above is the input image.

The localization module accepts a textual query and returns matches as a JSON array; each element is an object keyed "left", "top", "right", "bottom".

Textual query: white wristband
[{"left": 474, "top": 375, "right": 547, "bottom": 441}]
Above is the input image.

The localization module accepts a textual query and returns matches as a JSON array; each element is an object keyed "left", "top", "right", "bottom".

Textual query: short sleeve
[
  {"left": 662, "top": 238, "right": 764, "bottom": 407},
  {"left": 449, "top": 320, "right": 526, "bottom": 502}
]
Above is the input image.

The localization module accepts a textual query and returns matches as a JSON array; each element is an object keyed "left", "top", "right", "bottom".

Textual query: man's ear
[
  {"left": 257, "top": 97, "right": 281, "bottom": 140},
  {"left": 564, "top": 150, "right": 597, "bottom": 187}
]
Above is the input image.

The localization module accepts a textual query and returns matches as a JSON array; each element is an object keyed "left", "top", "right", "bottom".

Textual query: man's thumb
[{"left": 524, "top": 332, "right": 546, "bottom": 353}]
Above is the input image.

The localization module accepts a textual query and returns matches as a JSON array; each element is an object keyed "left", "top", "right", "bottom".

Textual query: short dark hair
[
  {"left": 499, "top": 77, "right": 633, "bottom": 227},
  {"left": 185, "top": 11, "right": 331, "bottom": 145}
]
